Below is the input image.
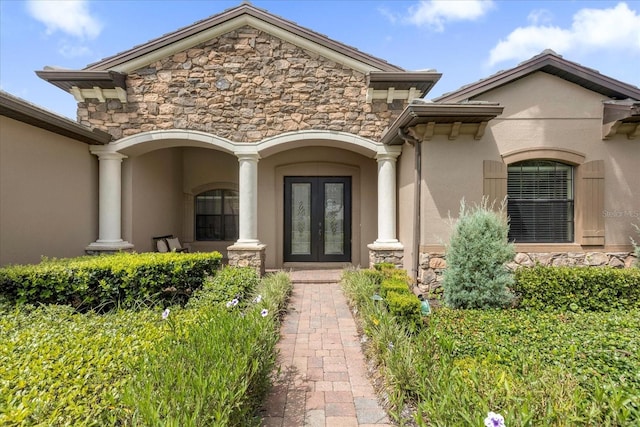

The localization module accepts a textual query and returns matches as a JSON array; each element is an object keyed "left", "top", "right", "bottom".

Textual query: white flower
[
  {"left": 388, "top": 341, "right": 394, "bottom": 350},
  {"left": 162, "top": 308, "right": 170, "bottom": 320},
  {"left": 226, "top": 298, "right": 239, "bottom": 308},
  {"left": 253, "top": 294, "right": 262, "bottom": 303},
  {"left": 484, "top": 411, "right": 505, "bottom": 427},
  {"left": 261, "top": 309, "right": 269, "bottom": 317}
]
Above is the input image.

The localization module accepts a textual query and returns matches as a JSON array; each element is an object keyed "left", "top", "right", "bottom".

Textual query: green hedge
[
  {"left": 0, "top": 252, "right": 222, "bottom": 311},
  {"left": 380, "top": 277, "right": 411, "bottom": 298},
  {"left": 386, "top": 290, "right": 422, "bottom": 332},
  {"left": 513, "top": 265, "right": 640, "bottom": 311}
]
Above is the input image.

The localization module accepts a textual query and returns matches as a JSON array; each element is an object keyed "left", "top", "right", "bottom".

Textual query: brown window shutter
[
  {"left": 578, "top": 160, "right": 605, "bottom": 245},
  {"left": 483, "top": 160, "right": 507, "bottom": 209}
]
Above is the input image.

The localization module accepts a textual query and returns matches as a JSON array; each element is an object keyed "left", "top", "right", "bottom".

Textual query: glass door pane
[
  {"left": 324, "top": 183, "right": 344, "bottom": 255},
  {"left": 291, "top": 183, "right": 311, "bottom": 255}
]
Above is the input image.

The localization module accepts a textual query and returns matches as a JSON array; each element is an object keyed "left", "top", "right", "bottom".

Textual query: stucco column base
[
  {"left": 85, "top": 240, "right": 135, "bottom": 255},
  {"left": 368, "top": 241, "right": 405, "bottom": 269},
  {"left": 227, "top": 243, "right": 267, "bottom": 277}
]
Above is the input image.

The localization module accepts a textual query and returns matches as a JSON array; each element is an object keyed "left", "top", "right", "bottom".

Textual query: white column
[
  {"left": 235, "top": 152, "right": 261, "bottom": 245},
  {"left": 371, "top": 150, "right": 403, "bottom": 249},
  {"left": 86, "top": 152, "right": 133, "bottom": 251}
]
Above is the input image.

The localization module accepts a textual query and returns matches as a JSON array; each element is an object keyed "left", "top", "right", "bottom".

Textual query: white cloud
[
  {"left": 406, "top": 0, "right": 494, "bottom": 32},
  {"left": 527, "top": 9, "right": 553, "bottom": 25},
  {"left": 488, "top": 2, "right": 640, "bottom": 66},
  {"left": 26, "top": 0, "right": 102, "bottom": 39},
  {"left": 59, "top": 43, "right": 92, "bottom": 58}
]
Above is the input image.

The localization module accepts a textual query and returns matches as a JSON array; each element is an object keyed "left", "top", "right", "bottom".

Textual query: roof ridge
[
  {"left": 434, "top": 50, "right": 640, "bottom": 102},
  {"left": 83, "top": 3, "right": 403, "bottom": 72}
]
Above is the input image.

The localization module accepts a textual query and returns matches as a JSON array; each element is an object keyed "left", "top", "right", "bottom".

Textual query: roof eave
[
  {"left": 382, "top": 103, "right": 504, "bottom": 145},
  {"left": 435, "top": 52, "right": 640, "bottom": 103},
  {"left": 0, "top": 91, "right": 112, "bottom": 145}
]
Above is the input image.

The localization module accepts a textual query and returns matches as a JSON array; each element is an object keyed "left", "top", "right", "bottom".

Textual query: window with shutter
[{"left": 507, "top": 160, "right": 574, "bottom": 243}]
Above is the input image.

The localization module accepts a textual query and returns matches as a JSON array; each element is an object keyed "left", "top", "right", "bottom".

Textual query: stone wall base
[
  {"left": 227, "top": 244, "right": 267, "bottom": 277},
  {"left": 368, "top": 244, "right": 404, "bottom": 269},
  {"left": 417, "top": 251, "right": 636, "bottom": 295}
]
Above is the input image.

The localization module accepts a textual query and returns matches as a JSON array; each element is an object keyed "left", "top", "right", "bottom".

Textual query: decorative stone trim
[
  {"left": 227, "top": 244, "right": 266, "bottom": 277},
  {"left": 368, "top": 246, "right": 404, "bottom": 269},
  {"left": 416, "top": 251, "right": 637, "bottom": 294}
]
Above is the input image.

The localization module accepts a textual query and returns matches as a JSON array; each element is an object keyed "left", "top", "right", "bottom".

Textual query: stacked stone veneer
[
  {"left": 417, "top": 251, "right": 637, "bottom": 293},
  {"left": 369, "top": 248, "right": 404, "bottom": 269},
  {"left": 78, "top": 26, "right": 405, "bottom": 141}
]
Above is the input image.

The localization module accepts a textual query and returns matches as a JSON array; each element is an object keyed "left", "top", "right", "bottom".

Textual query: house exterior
[{"left": 2, "top": 4, "right": 638, "bottom": 280}]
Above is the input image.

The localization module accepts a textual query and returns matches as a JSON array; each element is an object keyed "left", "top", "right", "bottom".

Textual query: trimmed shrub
[
  {"left": 632, "top": 223, "right": 640, "bottom": 266},
  {"left": 514, "top": 265, "right": 640, "bottom": 311},
  {"left": 380, "top": 277, "right": 411, "bottom": 298},
  {"left": 0, "top": 252, "right": 222, "bottom": 311},
  {"left": 442, "top": 199, "right": 515, "bottom": 309},
  {"left": 386, "top": 290, "right": 422, "bottom": 332},
  {"left": 187, "top": 266, "right": 260, "bottom": 310}
]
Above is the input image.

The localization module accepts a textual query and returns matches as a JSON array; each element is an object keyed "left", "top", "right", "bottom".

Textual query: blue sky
[{"left": 1, "top": 0, "right": 639, "bottom": 120}]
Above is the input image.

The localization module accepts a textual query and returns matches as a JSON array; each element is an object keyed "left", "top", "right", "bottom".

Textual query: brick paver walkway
[{"left": 261, "top": 270, "right": 393, "bottom": 427}]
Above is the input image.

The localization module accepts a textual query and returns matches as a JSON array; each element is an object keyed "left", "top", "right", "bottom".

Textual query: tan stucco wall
[
  {"left": 418, "top": 72, "right": 639, "bottom": 251},
  {"left": 397, "top": 142, "right": 416, "bottom": 273},
  {"left": 0, "top": 116, "right": 98, "bottom": 265},
  {"left": 129, "top": 148, "right": 184, "bottom": 252}
]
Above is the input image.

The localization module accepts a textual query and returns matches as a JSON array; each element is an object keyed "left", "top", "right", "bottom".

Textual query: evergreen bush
[
  {"left": 632, "top": 223, "right": 640, "bottom": 266},
  {"left": 442, "top": 199, "right": 515, "bottom": 309}
]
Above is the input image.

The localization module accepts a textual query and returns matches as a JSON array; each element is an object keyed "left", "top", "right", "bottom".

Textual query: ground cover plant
[
  {"left": 342, "top": 268, "right": 640, "bottom": 426},
  {"left": 0, "top": 262, "right": 292, "bottom": 426}
]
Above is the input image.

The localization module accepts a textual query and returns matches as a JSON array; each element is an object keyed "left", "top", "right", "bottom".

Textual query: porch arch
[{"left": 104, "top": 129, "right": 382, "bottom": 158}]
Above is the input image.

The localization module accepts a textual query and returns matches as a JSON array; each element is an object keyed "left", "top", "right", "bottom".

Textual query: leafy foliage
[
  {"left": 514, "top": 266, "right": 640, "bottom": 311},
  {"left": 342, "top": 269, "right": 640, "bottom": 426},
  {"left": 0, "top": 305, "right": 165, "bottom": 425},
  {"left": 187, "top": 266, "right": 260, "bottom": 310},
  {"left": 0, "top": 252, "right": 222, "bottom": 311},
  {"left": 386, "top": 291, "right": 422, "bottom": 333},
  {"left": 632, "top": 223, "right": 640, "bottom": 265},
  {"left": 442, "top": 199, "right": 515, "bottom": 309},
  {"left": 124, "top": 271, "right": 291, "bottom": 426},
  {"left": 0, "top": 269, "right": 292, "bottom": 426}
]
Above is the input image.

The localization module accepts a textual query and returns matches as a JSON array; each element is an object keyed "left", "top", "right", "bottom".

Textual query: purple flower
[
  {"left": 261, "top": 309, "right": 269, "bottom": 317},
  {"left": 484, "top": 412, "right": 505, "bottom": 427},
  {"left": 226, "top": 298, "right": 239, "bottom": 308},
  {"left": 162, "top": 308, "right": 170, "bottom": 320}
]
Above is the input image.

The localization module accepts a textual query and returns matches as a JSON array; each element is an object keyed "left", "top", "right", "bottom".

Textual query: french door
[{"left": 284, "top": 177, "right": 351, "bottom": 262}]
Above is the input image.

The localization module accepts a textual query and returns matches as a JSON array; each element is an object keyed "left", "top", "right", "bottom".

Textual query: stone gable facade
[{"left": 78, "top": 26, "right": 405, "bottom": 142}]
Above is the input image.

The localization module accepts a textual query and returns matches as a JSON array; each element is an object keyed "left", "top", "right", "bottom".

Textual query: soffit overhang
[
  {"left": 381, "top": 103, "right": 504, "bottom": 145},
  {"left": 34, "top": 69, "right": 128, "bottom": 103},
  {"left": 366, "top": 71, "right": 442, "bottom": 103},
  {"left": 0, "top": 90, "right": 112, "bottom": 145},
  {"left": 435, "top": 50, "right": 640, "bottom": 103},
  {"left": 602, "top": 100, "right": 640, "bottom": 140}
]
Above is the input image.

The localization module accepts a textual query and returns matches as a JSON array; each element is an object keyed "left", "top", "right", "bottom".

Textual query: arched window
[
  {"left": 194, "top": 189, "right": 239, "bottom": 241},
  {"left": 507, "top": 160, "right": 574, "bottom": 242}
]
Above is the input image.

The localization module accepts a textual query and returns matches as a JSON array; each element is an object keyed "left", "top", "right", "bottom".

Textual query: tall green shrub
[
  {"left": 632, "top": 223, "right": 640, "bottom": 266},
  {"left": 442, "top": 199, "right": 515, "bottom": 309}
]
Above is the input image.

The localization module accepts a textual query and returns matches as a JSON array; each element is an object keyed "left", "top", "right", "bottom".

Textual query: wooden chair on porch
[{"left": 152, "top": 235, "right": 189, "bottom": 253}]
